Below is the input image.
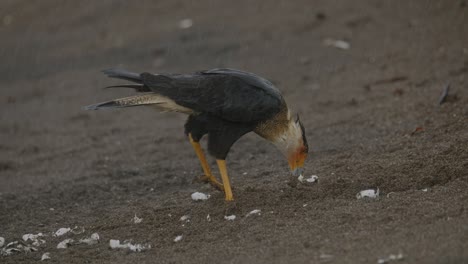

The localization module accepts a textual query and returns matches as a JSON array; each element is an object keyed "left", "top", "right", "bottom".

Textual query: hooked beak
[
  {"left": 291, "top": 167, "right": 305, "bottom": 177},
  {"left": 288, "top": 151, "right": 307, "bottom": 177}
]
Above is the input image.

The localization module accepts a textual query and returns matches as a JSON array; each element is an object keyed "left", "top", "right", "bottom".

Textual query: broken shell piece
[
  {"left": 57, "top": 239, "right": 74, "bottom": 249},
  {"left": 79, "top": 233, "right": 100, "bottom": 245},
  {"left": 320, "top": 254, "right": 334, "bottom": 260},
  {"left": 298, "top": 175, "right": 304, "bottom": 182},
  {"left": 306, "top": 175, "right": 318, "bottom": 183},
  {"left": 32, "top": 239, "right": 46, "bottom": 247},
  {"left": 180, "top": 215, "right": 190, "bottom": 222},
  {"left": 109, "top": 239, "right": 120, "bottom": 248},
  {"left": 1, "top": 247, "right": 21, "bottom": 256},
  {"left": 0, "top": 237, "right": 4, "bottom": 247},
  {"left": 224, "top": 215, "right": 236, "bottom": 221},
  {"left": 356, "top": 188, "right": 380, "bottom": 199},
  {"left": 22, "top": 233, "right": 44, "bottom": 242},
  {"left": 298, "top": 175, "right": 318, "bottom": 183},
  {"left": 179, "top": 19, "right": 193, "bottom": 29},
  {"left": 191, "top": 192, "right": 210, "bottom": 201},
  {"left": 22, "top": 233, "right": 46, "bottom": 247},
  {"left": 1, "top": 241, "right": 26, "bottom": 256},
  {"left": 54, "top": 228, "right": 71, "bottom": 237},
  {"left": 71, "top": 226, "right": 85, "bottom": 235},
  {"left": 41, "top": 252, "right": 51, "bottom": 261},
  {"left": 5, "top": 241, "right": 19, "bottom": 248},
  {"left": 323, "top": 38, "right": 351, "bottom": 50},
  {"left": 246, "top": 209, "right": 261, "bottom": 217},
  {"left": 14, "top": 243, "right": 37, "bottom": 253},
  {"left": 174, "top": 235, "right": 183, "bottom": 242},
  {"left": 18, "top": 245, "right": 37, "bottom": 253},
  {"left": 132, "top": 214, "right": 143, "bottom": 224},
  {"left": 377, "top": 253, "right": 404, "bottom": 263},
  {"left": 109, "top": 239, "right": 151, "bottom": 252},
  {"left": 4, "top": 241, "right": 37, "bottom": 256}
]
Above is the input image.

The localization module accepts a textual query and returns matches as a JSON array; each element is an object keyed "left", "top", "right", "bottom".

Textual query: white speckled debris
[
  {"left": 180, "top": 215, "right": 190, "bottom": 222},
  {"left": 356, "top": 188, "right": 380, "bottom": 199},
  {"left": 71, "top": 226, "right": 85, "bottom": 235},
  {"left": 57, "top": 239, "right": 74, "bottom": 249},
  {"left": 174, "top": 235, "right": 183, "bottom": 242},
  {"left": 377, "top": 253, "right": 404, "bottom": 263},
  {"left": 79, "top": 233, "right": 100, "bottom": 245},
  {"left": 109, "top": 239, "right": 151, "bottom": 252},
  {"left": 323, "top": 38, "right": 351, "bottom": 50},
  {"left": 191, "top": 192, "right": 210, "bottom": 201},
  {"left": 22, "top": 233, "right": 46, "bottom": 246},
  {"left": 179, "top": 19, "right": 193, "bottom": 29},
  {"left": 132, "top": 214, "right": 143, "bottom": 224},
  {"left": 0, "top": 237, "right": 4, "bottom": 247},
  {"left": 320, "top": 254, "right": 334, "bottom": 261},
  {"left": 41, "top": 252, "right": 51, "bottom": 261},
  {"left": 54, "top": 228, "right": 71, "bottom": 237},
  {"left": 246, "top": 209, "right": 261, "bottom": 217},
  {"left": 206, "top": 214, "right": 211, "bottom": 222},
  {"left": 1, "top": 241, "right": 18, "bottom": 256},
  {"left": 22, "top": 233, "right": 44, "bottom": 242},
  {"left": 224, "top": 215, "right": 236, "bottom": 221},
  {"left": 298, "top": 175, "right": 319, "bottom": 183},
  {"left": 1, "top": 241, "right": 37, "bottom": 256}
]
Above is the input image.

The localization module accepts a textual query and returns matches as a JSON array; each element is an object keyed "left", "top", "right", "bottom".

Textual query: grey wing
[{"left": 141, "top": 70, "right": 284, "bottom": 123}]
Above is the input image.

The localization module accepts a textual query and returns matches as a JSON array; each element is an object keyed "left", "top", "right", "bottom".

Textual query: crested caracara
[{"left": 85, "top": 68, "right": 308, "bottom": 201}]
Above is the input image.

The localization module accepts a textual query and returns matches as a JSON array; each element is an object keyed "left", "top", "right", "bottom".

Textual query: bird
[{"left": 85, "top": 68, "right": 308, "bottom": 202}]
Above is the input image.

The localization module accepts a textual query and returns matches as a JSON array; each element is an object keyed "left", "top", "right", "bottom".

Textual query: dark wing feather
[
  {"left": 200, "top": 68, "right": 282, "bottom": 99},
  {"left": 102, "top": 68, "right": 142, "bottom": 83},
  {"left": 140, "top": 69, "right": 283, "bottom": 123},
  {"left": 104, "top": 84, "right": 150, "bottom": 92}
]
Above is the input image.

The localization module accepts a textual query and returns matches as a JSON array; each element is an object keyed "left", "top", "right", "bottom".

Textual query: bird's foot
[
  {"left": 195, "top": 175, "right": 225, "bottom": 191},
  {"left": 224, "top": 200, "right": 237, "bottom": 216}
]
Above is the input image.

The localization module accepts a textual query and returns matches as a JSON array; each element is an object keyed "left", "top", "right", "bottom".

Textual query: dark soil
[{"left": 1, "top": 1, "right": 467, "bottom": 263}]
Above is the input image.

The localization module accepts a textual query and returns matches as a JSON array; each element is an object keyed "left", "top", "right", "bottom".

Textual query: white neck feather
[{"left": 272, "top": 120, "right": 303, "bottom": 156}]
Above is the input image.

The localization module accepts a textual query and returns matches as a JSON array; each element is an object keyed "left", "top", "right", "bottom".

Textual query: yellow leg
[
  {"left": 189, "top": 134, "right": 223, "bottom": 191},
  {"left": 216, "top": 159, "right": 234, "bottom": 201}
]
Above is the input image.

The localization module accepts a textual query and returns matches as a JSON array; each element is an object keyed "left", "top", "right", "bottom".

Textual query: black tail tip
[
  {"left": 83, "top": 101, "right": 118, "bottom": 110},
  {"left": 83, "top": 104, "right": 99, "bottom": 110},
  {"left": 102, "top": 68, "right": 121, "bottom": 77}
]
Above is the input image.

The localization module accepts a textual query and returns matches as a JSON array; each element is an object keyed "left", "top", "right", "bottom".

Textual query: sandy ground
[{"left": 1, "top": 0, "right": 467, "bottom": 263}]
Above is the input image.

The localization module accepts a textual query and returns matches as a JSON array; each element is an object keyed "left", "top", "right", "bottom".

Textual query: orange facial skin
[{"left": 288, "top": 146, "right": 308, "bottom": 171}]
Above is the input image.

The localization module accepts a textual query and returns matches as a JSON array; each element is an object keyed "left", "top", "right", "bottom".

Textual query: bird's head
[{"left": 273, "top": 114, "right": 309, "bottom": 177}]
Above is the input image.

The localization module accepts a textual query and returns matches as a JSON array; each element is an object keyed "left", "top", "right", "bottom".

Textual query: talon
[
  {"left": 224, "top": 200, "right": 237, "bottom": 215},
  {"left": 199, "top": 175, "right": 224, "bottom": 191},
  {"left": 188, "top": 134, "right": 224, "bottom": 191}
]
